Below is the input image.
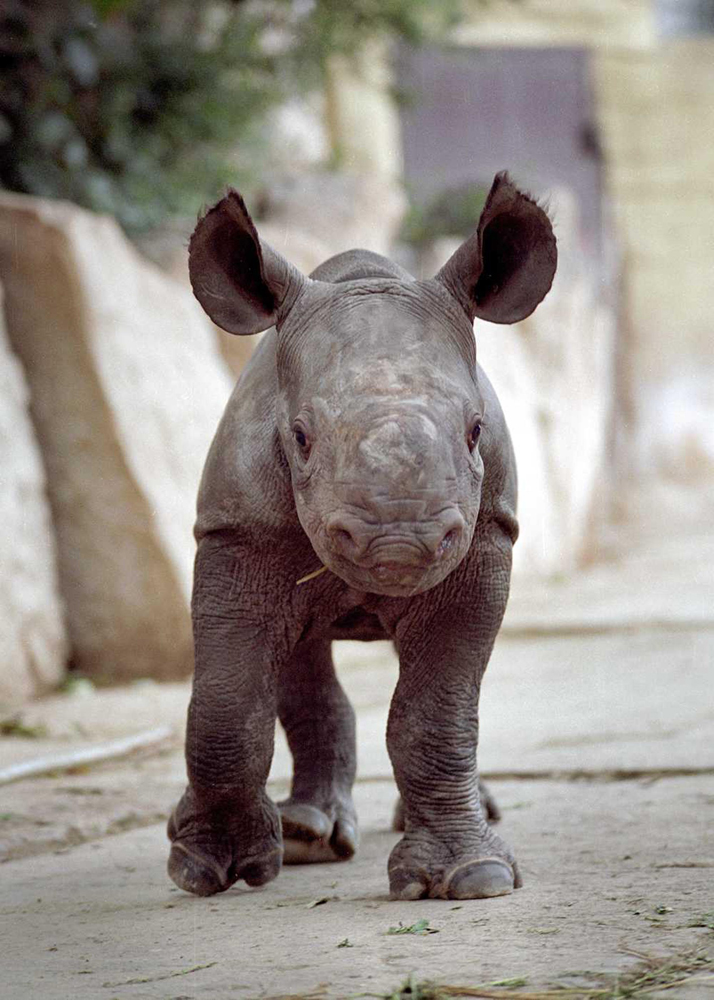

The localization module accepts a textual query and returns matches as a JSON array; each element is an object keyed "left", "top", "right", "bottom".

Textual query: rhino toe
[
  {"left": 167, "top": 841, "right": 235, "bottom": 896},
  {"left": 280, "top": 800, "right": 358, "bottom": 864},
  {"left": 438, "top": 857, "right": 516, "bottom": 899}
]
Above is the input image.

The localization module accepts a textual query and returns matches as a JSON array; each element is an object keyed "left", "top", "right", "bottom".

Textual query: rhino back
[{"left": 309, "top": 249, "right": 415, "bottom": 285}]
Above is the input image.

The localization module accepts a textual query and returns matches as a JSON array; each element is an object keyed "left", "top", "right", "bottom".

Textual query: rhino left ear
[
  {"left": 435, "top": 172, "right": 557, "bottom": 325},
  {"left": 188, "top": 189, "right": 305, "bottom": 335}
]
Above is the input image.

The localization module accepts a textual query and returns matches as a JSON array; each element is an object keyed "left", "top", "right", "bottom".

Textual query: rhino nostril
[
  {"left": 327, "top": 520, "right": 362, "bottom": 559},
  {"left": 436, "top": 529, "right": 457, "bottom": 557},
  {"left": 335, "top": 528, "right": 354, "bottom": 550},
  {"left": 441, "top": 529, "right": 458, "bottom": 550},
  {"left": 433, "top": 516, "right": 465, "bottom": 558}
]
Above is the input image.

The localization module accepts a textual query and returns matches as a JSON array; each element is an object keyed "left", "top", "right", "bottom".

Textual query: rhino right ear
[
  {"left": 435, "top": 172, "right": 557, "bottom": 325},
  {"left": 188, "top": 189, "right": 305, "bottom": 335}
]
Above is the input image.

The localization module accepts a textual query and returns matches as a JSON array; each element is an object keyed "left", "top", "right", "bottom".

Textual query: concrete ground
[{"left": 2, "top": 484, "right": 713, "bottom": 999}]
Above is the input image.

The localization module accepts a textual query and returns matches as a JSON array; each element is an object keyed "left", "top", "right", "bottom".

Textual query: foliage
[
  {"left": 0, "top": 714, "right": 48, "bottom": 738},
  {"left": 399, "top": 182, "right": 489, "bottom": 247},
  {"left": 386, "top": 917, "right": 439, "bottom": 935},
  {"left": 375, "top": 949, "right": 714, "bottom": 1000},
  {"left": 0, "top": 0, "right": 466, "bottom": 232}
]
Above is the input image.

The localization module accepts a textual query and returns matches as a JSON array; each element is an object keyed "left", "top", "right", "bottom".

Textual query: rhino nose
[
  {"left": 326, "top": 516, "right": 372, "bottom": 562},
  {"left": 426, "top": 508, "right": 466, "bottom": 559},
  {"left": 326, "top": 509, "right": 466, "bottom": 567}
]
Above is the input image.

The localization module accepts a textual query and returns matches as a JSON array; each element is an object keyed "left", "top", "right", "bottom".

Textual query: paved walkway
[{"left": 2, "top": 484, "right": 713, "bottom": 999}]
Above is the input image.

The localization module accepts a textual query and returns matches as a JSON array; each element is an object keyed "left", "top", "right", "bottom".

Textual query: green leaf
[{"left": 386, "top": 918, "right": 439, "bottom": 936}]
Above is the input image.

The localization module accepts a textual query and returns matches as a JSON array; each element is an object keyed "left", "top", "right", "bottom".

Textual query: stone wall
[
  {"left": 454, "top": 2, "right": 714, "bottom": 476},
  {"left": 0, "top": 195, "right": 233, "bottom": 684},
  {"left": 0, "top": 283, "right": 68, "bottom": 702},
  {"left": 595, "top": 39, "right": 714, "bottom": 475},
  {"left": 454, "top": 0, "right": 654, "bottom": 49}
]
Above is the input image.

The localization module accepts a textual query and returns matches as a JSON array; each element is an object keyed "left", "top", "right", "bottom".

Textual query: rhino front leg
[
  {"left": 277, "top": 637, "right": 358, "bottom": 863},
  {"left": 387, "top": 532, "right": 520, "bottom": 901},
  {"left": 392, "top": 777, "right": 501, "bottom": 832},
  {"left": 167, "top": 533, "right": 291, "bottom": 896}
]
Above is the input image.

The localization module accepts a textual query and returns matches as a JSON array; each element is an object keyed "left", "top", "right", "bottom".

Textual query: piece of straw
[{"left": 296, "top": 565, "right": 329, "bottom": 586}]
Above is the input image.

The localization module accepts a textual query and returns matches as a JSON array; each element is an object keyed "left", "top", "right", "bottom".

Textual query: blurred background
[{"left": 1, "top": 0, "right": 714, "bottom": 701}]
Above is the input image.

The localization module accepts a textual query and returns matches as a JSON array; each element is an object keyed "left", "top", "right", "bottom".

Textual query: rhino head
[{"left": 188, "top": 173, "right": 556, "bottom": 597}]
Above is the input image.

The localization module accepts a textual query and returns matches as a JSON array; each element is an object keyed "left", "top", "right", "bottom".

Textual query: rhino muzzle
[{"left": 323, "top": 506, "right": 468, "bottom": 595}]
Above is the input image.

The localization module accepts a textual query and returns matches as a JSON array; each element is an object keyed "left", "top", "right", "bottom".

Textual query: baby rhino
[{"left": 168, "top": 172, "right": 556, "bottom": 901}]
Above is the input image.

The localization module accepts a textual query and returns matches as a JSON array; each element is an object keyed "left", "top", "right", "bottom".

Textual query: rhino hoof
[
  {"left": 167, "top": 842, "right": 235, "bottom": 896},
  {"left": 280, "top": 801, "right": 358, "bottom": 864},
  {"left": 440, "top": 858, "right": 516, "bottom": 899}
]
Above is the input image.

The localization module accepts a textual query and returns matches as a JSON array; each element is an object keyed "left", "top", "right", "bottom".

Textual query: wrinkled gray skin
[{"left": 167, "top": 173, "right": 557, "bottom": 900}]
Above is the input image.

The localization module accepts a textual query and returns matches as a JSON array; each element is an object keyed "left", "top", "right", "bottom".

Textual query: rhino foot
[
  {"left": 279, "top": 798, "right": 358, "bottom": 864},
  {"left": 167, "top": 787, "right": 282, "bottom": 896},
  {"left": 388, "top": 830, "right": 521, "bottom": 901}
]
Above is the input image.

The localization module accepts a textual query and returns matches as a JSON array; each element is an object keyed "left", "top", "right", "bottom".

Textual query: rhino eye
[
  {"left": 293, "top": 423, "right": 311, "bottom": 457},
  {"left": 468, "top": 421, "right": 482, "bottom": 451}
]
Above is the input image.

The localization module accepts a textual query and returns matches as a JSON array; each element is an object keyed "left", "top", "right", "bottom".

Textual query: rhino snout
[{"left": 325, "top": 508, "right": 466, "bottom": 569}]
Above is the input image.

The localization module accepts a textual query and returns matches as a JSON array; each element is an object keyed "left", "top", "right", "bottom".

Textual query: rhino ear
[
  {"left": 435, "top": 172, "right": 557, "bottom": 325},
  {"left": 188, "top": 189, "right": 305, "bottom": 335}
]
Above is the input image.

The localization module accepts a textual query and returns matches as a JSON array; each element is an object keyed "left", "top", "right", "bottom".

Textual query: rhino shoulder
[
  {"left": 195, "top": 330, "right": 295, "bottom": 538},
  {"left": 476, "top": 363, "right": 519, "bottom": 543}
]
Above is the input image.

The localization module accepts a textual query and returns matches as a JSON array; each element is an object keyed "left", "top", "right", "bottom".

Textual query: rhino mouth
[
  {"left": 325, "top": 541, "right": 463, "bottom": 597},
  {"left": 331, "top": 560, "right": 434, "bottom": 596}
]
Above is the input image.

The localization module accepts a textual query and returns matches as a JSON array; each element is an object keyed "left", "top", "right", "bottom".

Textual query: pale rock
[
  {"left": 480, "top": 189, "right": 616, "bottom": 576},
  {"left": 257, "top": 223, "right": 333, "bottom": 278},
  {"left": 0, "top": 195, "right": 233, "bottom": 682},
  {"left": 0, "top": 283, "right": 68, "bottom": 702},
  {"left": 264, "top": 95, "right": 331, "bottom": 174},
  {"left": 325, "top": 39, "right": 405, "bottom": 180},
  {"left": 260, "top": 170, "right": 407, "bottom": 259},
  {"left": 636, "top": 370, "right": 714, "bottom": 477}
]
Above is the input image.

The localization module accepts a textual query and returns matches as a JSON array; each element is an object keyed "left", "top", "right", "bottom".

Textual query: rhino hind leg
[{"left": 277, "top": 637, "right": 359, "bottom": 863}]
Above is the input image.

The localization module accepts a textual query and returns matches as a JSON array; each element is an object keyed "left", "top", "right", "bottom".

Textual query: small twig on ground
[
  {"left": 0, "top": 726, "right": 174, "bottom": 786},
  {"left": 654, "top": 860, "right": 714, "bottom": 869},
  {"left": 253, "top": 988, "right": 328, "bottom": 1000},
  {"left": 102, "top": 960, "right": 217, "bottom": 987}
]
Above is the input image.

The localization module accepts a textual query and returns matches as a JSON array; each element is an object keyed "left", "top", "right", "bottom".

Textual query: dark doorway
[{"left": 396, "top": 45, "right": 604, "bottom": 260}]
